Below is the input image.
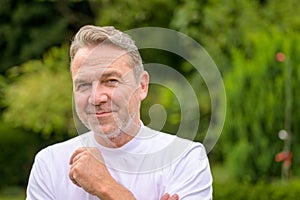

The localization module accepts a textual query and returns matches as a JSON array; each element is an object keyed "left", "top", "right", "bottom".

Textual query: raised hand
[{"left": 69, "top": 147, "right": 135, "bottom": 200}]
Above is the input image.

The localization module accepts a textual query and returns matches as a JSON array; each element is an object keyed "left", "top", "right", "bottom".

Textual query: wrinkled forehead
[{"left": 71, "top": 44, "right": 131, "bottom": 78}]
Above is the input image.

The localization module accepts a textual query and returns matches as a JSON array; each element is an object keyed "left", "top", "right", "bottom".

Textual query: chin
[
  {"left": 91, "top": 124, "right": 120, "bottom": 136},
  {"left": 94, "top": 129, "right": 122, "bottom": 139}
]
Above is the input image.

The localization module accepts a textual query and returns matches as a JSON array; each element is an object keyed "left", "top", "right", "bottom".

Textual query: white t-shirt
[{"left": 26, "top": 125, "right": 212, "bottom": 200}]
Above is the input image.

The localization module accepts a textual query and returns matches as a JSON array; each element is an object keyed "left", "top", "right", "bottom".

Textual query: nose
[{"left": 88, "top": 81, "right": 109, "bottom": 105}]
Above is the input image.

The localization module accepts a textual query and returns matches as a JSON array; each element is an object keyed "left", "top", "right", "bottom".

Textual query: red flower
[{"left": 276, "top": 52, "right": 286, "bottom": 62}]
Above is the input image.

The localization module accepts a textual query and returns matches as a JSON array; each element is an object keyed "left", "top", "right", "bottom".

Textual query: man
[{"left": 26, "top": 25, "right": 213, "bottom": 200}]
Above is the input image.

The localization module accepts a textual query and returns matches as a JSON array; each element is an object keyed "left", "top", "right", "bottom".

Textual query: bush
[
  {"left": 0, "top": 123, "right": 43, "bottom": 189},
  {"left": 214, "top": 179, "right": 300, "bottom": 200},
  {"left": 222, "top": 28, "right": 300, "bottom": 181}
]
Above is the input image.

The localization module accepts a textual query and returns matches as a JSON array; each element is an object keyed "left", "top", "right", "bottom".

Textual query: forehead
[{"left": 71, "top": 44, "right": 132, "bottom": 78}]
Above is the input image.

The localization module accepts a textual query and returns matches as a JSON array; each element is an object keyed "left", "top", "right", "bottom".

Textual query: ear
[{"left": 139, "top": 71, "right": 149, "bottom": 101}]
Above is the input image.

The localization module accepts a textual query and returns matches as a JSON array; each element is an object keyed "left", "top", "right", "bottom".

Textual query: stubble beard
[{"left": 85, "top": 110, "right": 137, "bottom": 139}]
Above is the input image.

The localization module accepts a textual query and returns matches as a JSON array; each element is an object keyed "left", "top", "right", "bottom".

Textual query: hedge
[
  {"left": 214, "top": 180, "right": 300, "bottom": 200},
  {"left": 0, "top": 123, "right": 44, "bottom": 189}
]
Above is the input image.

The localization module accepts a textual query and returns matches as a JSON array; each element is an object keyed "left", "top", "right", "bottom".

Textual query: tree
[
  {"left": 171, "top": 0, "right": 300, "bottom": 181},
  {"left": 0, "top": 0, "right": 94, "bottom": 73},
  {"left": 223, "top": 28, "right": 300, "bottom": 182},
  {"left": 2, "top": 45, "right": 75, "bottom": 140}
]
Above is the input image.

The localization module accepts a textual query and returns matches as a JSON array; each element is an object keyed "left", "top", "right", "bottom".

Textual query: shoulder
[
  {"left": 141, "top": 125, "right": 206, "bottom": 154},
  {"left": 35, "top": 134, "right": 86, "bottom": 163},
  {"left": 142, "top": 126, "right": 208, "bottom": 168},
  {"left": 168, "top": 136, "right": 208, "bottom": 167},
  {"left": 146, "top": 126, "right": 206, "bottom": 155}
]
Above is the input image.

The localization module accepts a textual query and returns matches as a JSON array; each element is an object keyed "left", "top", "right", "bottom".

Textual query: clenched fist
[
  {"left": 69, "top": 147, "right": 179, "bottom": 200},
  {"left": 69, "top": 147, "right": 135, "bottom": 199}
]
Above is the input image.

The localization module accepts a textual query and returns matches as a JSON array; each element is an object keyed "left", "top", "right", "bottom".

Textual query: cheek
[
  {"left": 115, "top": 86, "right": 139, "bottom": 103},
  {"left": 128, "top": 89, "right": 141, "bottom": 110},
  {"left": 111, "top": 87, "right": 129, "bottom": 101},
  {"left": 74, "top": 93, "right": 89, "bottom": 110},
  {"left": 110, "top": 88, "right": 138, "bottom": 115}
]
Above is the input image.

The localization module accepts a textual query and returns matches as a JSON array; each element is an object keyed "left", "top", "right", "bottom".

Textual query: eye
[
  {"left": 104, "top": 78, "right": 119, "bottom": 86},
  {"left": 76, "top": 83, "right": 91, "bottom": 91}
]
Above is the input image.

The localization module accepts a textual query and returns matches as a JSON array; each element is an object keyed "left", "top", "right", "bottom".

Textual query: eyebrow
[
  {"left": 100, "top": 70, "right": 122, "bottom": 79},
  {"left": 74, "top": 79, "right": 88, "bottom": 86},
  {"left": 74, "top": 70, "right": 123, "bottom": 85}
]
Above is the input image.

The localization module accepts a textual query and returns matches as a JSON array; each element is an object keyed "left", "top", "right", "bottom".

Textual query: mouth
[
  {"left": 87, "top": 110, "right": 116, "bottom": 118},
  {"left": 95, "top": 111, "right": 113, "bottom": 117}
]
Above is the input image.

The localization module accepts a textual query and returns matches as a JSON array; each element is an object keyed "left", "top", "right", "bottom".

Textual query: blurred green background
[{"left": 1, "top": 0, "right": 300, "bottom": 199}]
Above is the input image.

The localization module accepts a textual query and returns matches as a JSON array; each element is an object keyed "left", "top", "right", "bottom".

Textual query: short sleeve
[
  {"left": 164, "top": 143, "right": 213, "bottom": 200},
  {"left": 26, "top": 149, "right": 55, "bottom": 200}
]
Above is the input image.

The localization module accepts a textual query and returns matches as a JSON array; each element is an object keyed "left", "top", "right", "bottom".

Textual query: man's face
[{"left": 71, "top": 44, "right": 148, "bottom": 138}]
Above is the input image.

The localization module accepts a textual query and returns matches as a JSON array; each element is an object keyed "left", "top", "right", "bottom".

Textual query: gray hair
[{"left": 70, "top": 25, "right": 144, "bottom": 79}]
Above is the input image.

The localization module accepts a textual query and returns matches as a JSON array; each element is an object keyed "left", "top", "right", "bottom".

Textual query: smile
[
  {"left": 96, "top": 111, "right": 113, "bottom": 117},
  {"left": 87, "top": 111, "right": 115, "bottom": 118}
]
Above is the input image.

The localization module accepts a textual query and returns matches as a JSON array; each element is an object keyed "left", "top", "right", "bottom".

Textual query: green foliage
[
  {"left": 0, "top": 0, "right": 94, "bottom": 73},
  {"left": 95, "top": 0, "right": 177, "bottom": 30},
  {"left": 214, "top": 180, "right": 300, "bottom": 200},
  {"left": 222, "top": 28, "right": 300, "bottom": 181},
  {"left": 171, "top": 0, "right": 262, "bottom": 72},
  {"left": 2, "top": 45, "right": 75, "bottom": 139},
  {"left": 0, "top": 1, "right": 65, "bottom": 72},
  {"left": 0, "top": 123, "right": 42, "bottom": 189},
  {"left": 171, "top": 0, "right": 300, "bottom": 182},
  {"left": 0, "top": 193, "right": 24, "bottom": 200}
]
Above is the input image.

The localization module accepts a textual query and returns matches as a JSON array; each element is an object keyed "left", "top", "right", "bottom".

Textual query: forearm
[{"left": 95, "top": 181, "right": 135, "bottom": 200}]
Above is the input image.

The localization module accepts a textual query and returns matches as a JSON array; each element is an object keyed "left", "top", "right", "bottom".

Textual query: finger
[
  {"left": 86, "top": 147, "right": 104, "bottom": 162},
  {"left": 160, "top": 193, "right": 170, "bottom": 200},
  {"left": 170, "top": 194, "right": 179, "bottom": 200},
  {"left": 69, "top": 168, "right": 81, "bottom": 187},
  {"left": 69, "top": 147, "right": 87, "bottom": 164},
  {"left": 81, "top": 147, "right": 105, "bottom": 165},
  {"left": 71, "top": 151, "right": 88, "bottom": 166}
]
